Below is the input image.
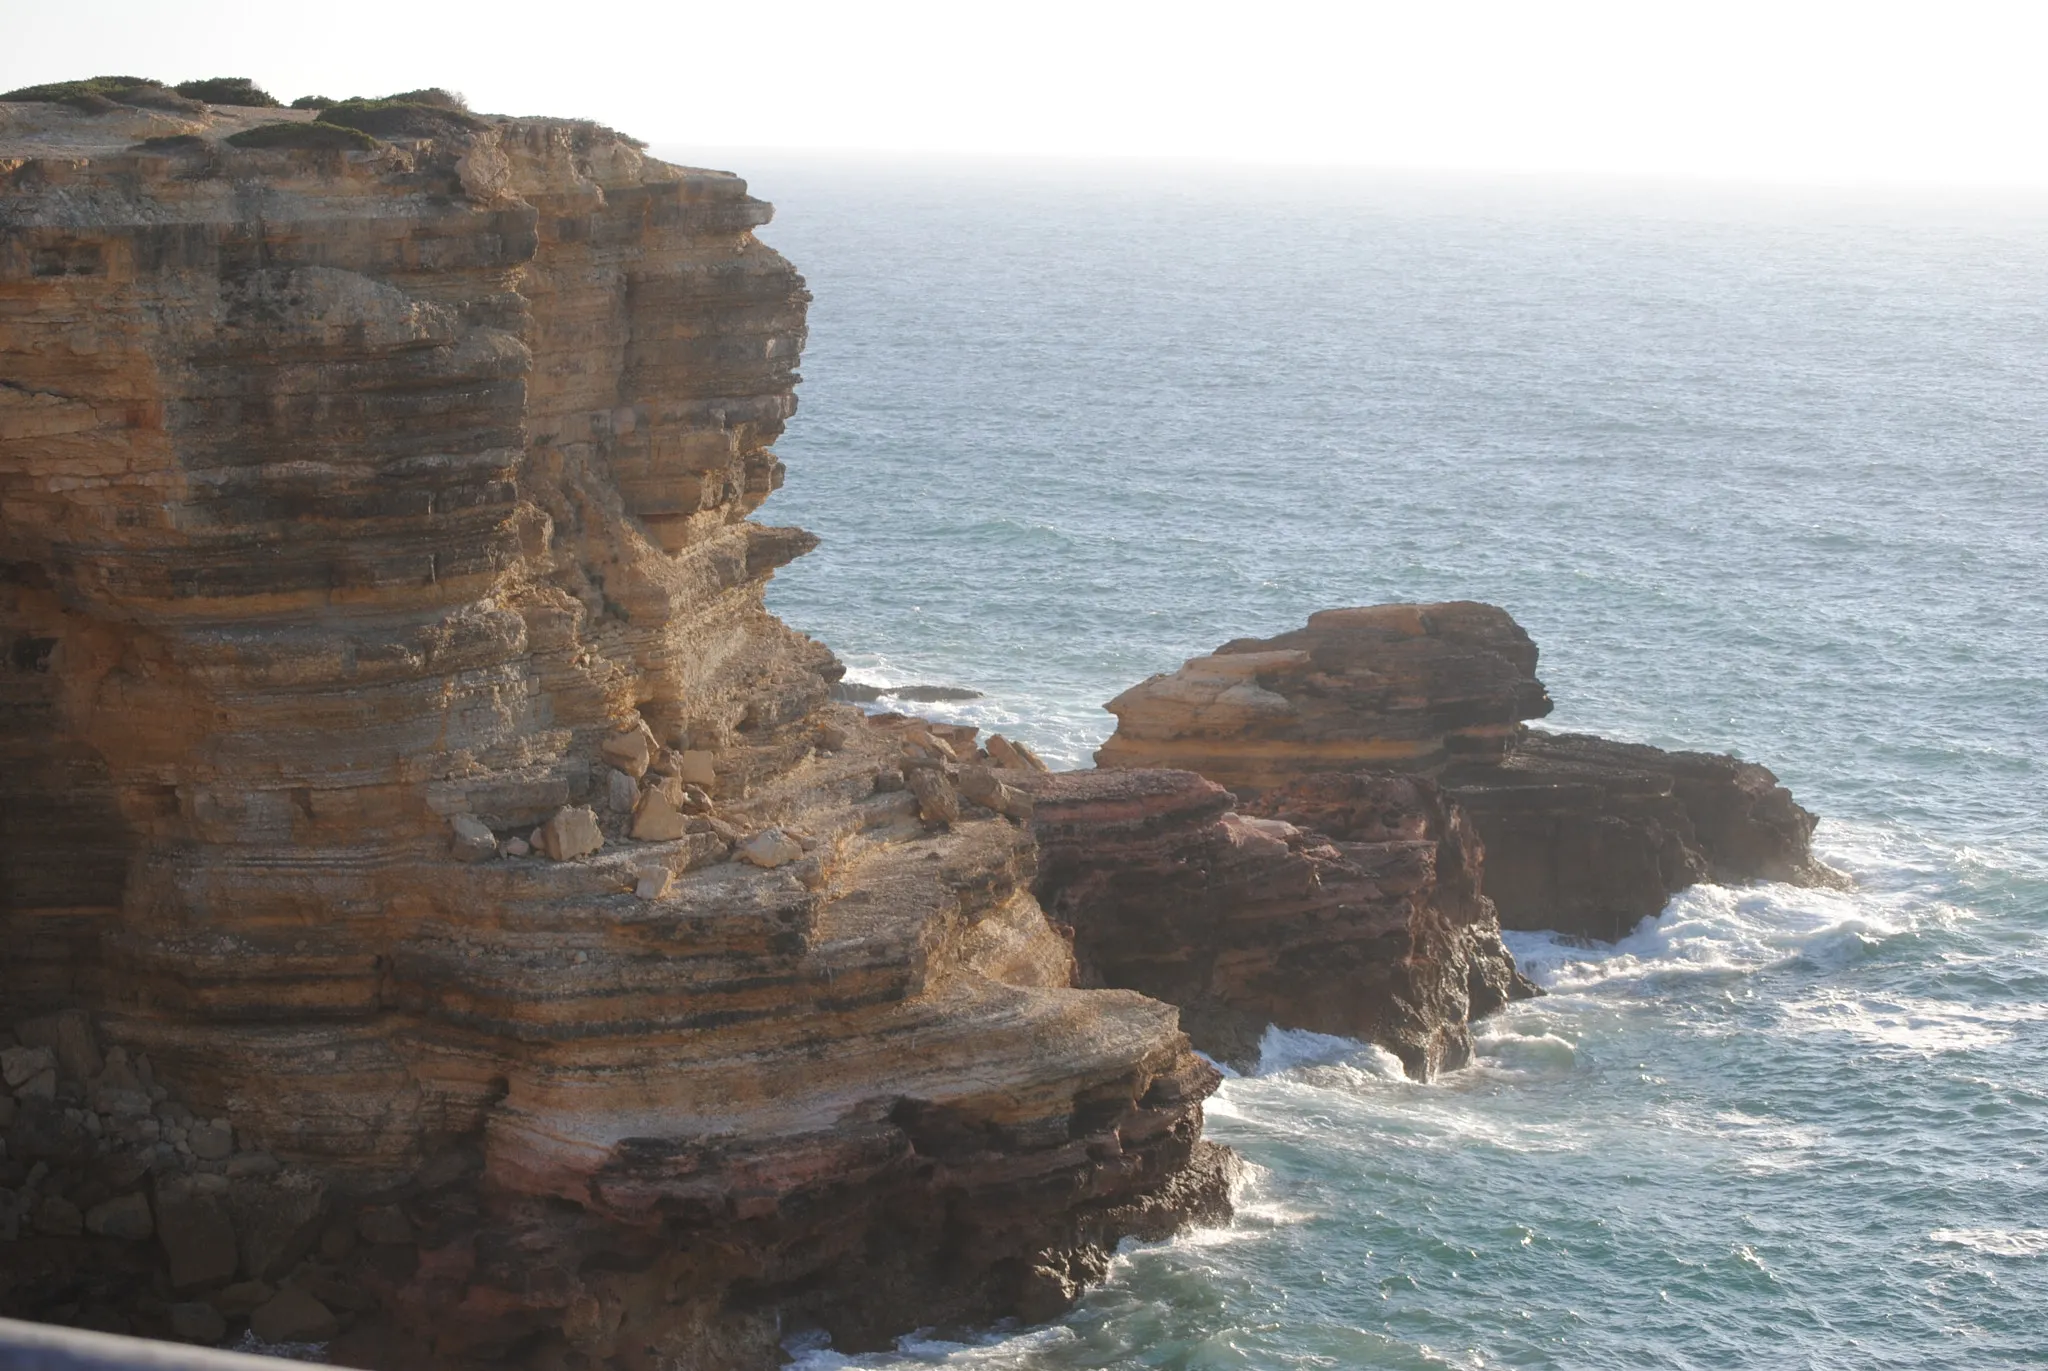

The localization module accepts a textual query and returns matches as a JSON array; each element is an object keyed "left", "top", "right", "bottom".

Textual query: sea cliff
[{"left": 0, "top": 93, "right": 1227, "bottom": 1364}]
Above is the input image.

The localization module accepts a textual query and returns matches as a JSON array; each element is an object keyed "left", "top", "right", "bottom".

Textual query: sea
[{"left": 675, "top": 150, "right": 2048, "bottom": 1369}]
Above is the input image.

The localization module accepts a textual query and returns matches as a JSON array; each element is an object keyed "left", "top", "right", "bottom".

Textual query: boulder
[
  {"left": 189, "top": 1118, "right": 234, "bottom": 1160},
  {"left": 602, "top": 723, "right": 657, "bottom": 779},
  {"left": 2, "top": 1043, "right": 54, "bottom": 1088},
  {"left": 630, "top": 783, "right": 688, "bottom": 842},
  {"left": 169, "top": 1302, "right": 227, "bottom": 1345},
  {"left": 355, "top": 1204, "right": 413, "bottom": 1245},
  {"left": 249, "top": 1288, "right": 338, "bottom": 1343},
  {"left": 33, "top": 1194, "right": 84, "bottom": 1237},
  {"left": 85, "top": 1192, "right": 154, "bottom": 1239},
  {"left": 448, "top": 814, "right": 498, "bottom": 863},
  {"left": 209, "top": 1280, "right": 274, "bottom": 1318},
  {"left": 229, "top": 1168, "right": 327, "bottom": 1280},
  {"left": 154, "top": 1176, "right": 241, "bottom": 1290},
  {"left": 537, "top": 805, "right": 603, "bottom": 861},
  {"left": 959, "top": 765, "right": 1034, "bottom": 820},
  {"left": 14, "top": 1009, "right": 103, "bottom": 1082},
  {"left": 634, "top": 866, "right": 674, "bottom": 900},
  {"left": 736, "top": 829, "right": 802, "bottom": 869},
  {"left": 986, "top": 734, "right": 1048, "bottom": 772},
  {"left": 88, "top": 1054, "right": 152, "bottom": 1118},
  {"left": 676, "top": 750, "right": 717, "bottom": 787},
  {"left": 606, "top": 767, "right": 641, "bottom": 813},
  {"left": 906, "top": 766, "right": 960, "bottom": 827}
]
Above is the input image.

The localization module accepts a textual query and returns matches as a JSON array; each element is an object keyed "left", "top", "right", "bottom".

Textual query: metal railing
[{"left": 0, "top": 1318, "right": 311, "bottom": 1370}]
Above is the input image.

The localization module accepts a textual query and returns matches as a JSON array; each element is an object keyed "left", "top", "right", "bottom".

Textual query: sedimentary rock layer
[
  {"left": 1023, "top": 767, "right": 1534, "bottom": 1077},
  {"left": 0, "top": 97, "right": 1226, "bottom": 1363},
  {"left": 1095, "top": 603, "right": 1554, "bottom": 786},
  {"left": 1097, "top": 602, "right": 1833, "bottom": 939}
]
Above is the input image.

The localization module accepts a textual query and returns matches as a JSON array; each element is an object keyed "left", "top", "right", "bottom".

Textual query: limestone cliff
[
  {"left": 0, "top": 97, "right": 1227, "bottom": 1363},
  {"left": 1097, "top": 603, "right": 1837, "bottom": 940}
]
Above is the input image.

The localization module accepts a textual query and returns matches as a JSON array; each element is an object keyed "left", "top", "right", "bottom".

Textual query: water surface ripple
[{"left": 698, "top": 155, "right": 2048, "bottom": 1369}]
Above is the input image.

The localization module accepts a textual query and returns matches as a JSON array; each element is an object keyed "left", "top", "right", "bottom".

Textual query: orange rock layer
[
  {"left": 0, "top": 100, "right": 1227, "bottom": 1363},
  {"left": 1097, "top": 602, "right": 1836, "bottom": 939}
]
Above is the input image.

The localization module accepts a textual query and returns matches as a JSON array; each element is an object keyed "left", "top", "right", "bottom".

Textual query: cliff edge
[{"left": 0, "top": 94, "right": 1228, "bottom": 1364}]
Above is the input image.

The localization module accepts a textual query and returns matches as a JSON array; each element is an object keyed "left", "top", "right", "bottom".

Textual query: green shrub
[
  {"left": 381, "top": 87, "right": 467, "bottom": 110},
  {"left": 317, "top": 96, "right": 488, "bottom": 140},
  {"left": 1, "top": 75, "right": 159, "bottom": 101},
  {"left": 288, "top": 95, "right": 332, "bottom": 110},
  {"left": 133, "top": 134, "right": 211, "bottom": 153},
  {"left": 225, "top": 121, "right": 379, "bottom": 152},
  {"left": 173, "top": 77, "right": 280, "bottom": 107}
]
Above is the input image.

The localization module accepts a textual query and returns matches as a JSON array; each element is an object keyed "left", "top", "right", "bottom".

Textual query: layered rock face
[
  {"left": 1023, "top": 767, "right": 1533, "bottom": 1076},
  {"left": 1098, "top": 603, "right": 1832, "bottom": 940},
  {"left": 1, "top": 99, "right": 1227, "bottom": 1363}
]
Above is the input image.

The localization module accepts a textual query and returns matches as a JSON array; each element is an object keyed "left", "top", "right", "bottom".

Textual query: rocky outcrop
[
  {"left": 1095, "top": 603, "right": 1553, "bottom": 786},
  {"left": 1439, "top": 731, "right": 1834, "bottom": 940},
  {"left": 0, "top": 96, "right": 1227, "bottom": 1363},
  {"left": 1024, "top": 767, "right": 1534, "bottom": 1077},
  {"left": 1097, "top": 603, "right": 1834, "bottom": 940}
]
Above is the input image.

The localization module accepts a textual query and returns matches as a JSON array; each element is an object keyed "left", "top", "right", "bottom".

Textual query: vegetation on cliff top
[
  {"left": 3, "top": 74, "right": 281, "bottom": 110},
  {"left": 0, "top": 76, "right": 199, "bottom": 113},
  {"left": 315, "top": 91, "right": 487, "bottom": 140},
  {"left": 225, "top": 121, "right": 381, "bottom": 152},
  {"left": 172, "top": 77, "right": 280, "bottom": 107}
]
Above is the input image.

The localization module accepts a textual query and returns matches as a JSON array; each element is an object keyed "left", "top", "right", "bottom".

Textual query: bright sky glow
[{"left": 7, "top": 0, "right": 2048, "bottom": 189}]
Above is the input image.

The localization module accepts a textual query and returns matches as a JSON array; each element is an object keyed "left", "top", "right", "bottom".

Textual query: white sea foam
[
  {"left": 1252, "top": 1023, "right": 1394, "bottom": 1076},
  {"left": 1503, "top": 874, "right": 1946, "bottom": 995},
  {"left": 1778, "top": 990, "right": 2048, "bottom": 1053},
  {"left": 1469, "top": 1028, "right": 1579, "bottom": 1079},
  {"left": 1929, "top": 1228, "right": 2048, "bottom": 1257},
  {"left": 784, "top": 1324, "right": 1072, "bottom": 1370}
]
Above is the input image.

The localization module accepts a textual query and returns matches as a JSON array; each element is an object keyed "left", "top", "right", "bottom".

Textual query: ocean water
[{"left": 688, "top": 152, "right": 2048, "bottom": 1368}]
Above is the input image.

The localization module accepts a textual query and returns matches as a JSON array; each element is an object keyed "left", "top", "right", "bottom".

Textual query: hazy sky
[{"left": 9, "top": 0, "right": 2047, "bottom": 188}]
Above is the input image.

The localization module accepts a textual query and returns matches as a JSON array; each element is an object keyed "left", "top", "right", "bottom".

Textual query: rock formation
[
  {"left": 1022, "top": 767, "right": 1534, "bottom": 1076},
  {"left": 0, "top": 95, "right": 1229, "bottom": 1363},
  {"left": 1097, "top": 603, "right": 1835, "bottom": 940}
]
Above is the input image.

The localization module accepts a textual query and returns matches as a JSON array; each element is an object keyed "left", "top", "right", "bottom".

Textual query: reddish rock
[
  {"left": 1098, "top": 604, "right": 1835, "bottom": 940},
  {"left": 1023, "top": 767, "right": 1534, "bottom": 1077}
]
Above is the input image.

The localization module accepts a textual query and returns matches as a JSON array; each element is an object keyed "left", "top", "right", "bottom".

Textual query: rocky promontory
[
  {"left": 0, "top": 89, "right": 1230, "bottom": 1363},
  {"left": 1097, "top": 603, "right": 1837, "bottom": 940}
]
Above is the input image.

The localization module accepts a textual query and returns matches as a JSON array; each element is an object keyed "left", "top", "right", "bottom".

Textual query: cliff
[
  {"left": 1097, "top": 603, "right": 1836, "bottom": 939},
  {"left": 0, "top": 96, "right": 1228, "bottom": 1363},
  {"left": 1023, "top": 767, "right": 1534, "bottom": 1076}
]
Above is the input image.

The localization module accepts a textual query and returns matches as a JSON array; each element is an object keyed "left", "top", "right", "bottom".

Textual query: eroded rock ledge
[
  {"left": 0, "top": 97, "right": 1229, "bottom": 1364},
  {"left": 1097, "top": 603, "right": 1839, "bottom": 941}
]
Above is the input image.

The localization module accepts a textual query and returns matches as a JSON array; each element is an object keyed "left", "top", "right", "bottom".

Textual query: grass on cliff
[
  {"left": 225, "top": 121, "right": 380, "bottom": 152},
  {"left": 171, "top": 77, "right": 280, "bottom": 107},
  {"left": 0, "top": 76, "right": 201, "bottom": 113},
  {"left": 314, "top": 90, "right": 488, "bottom": 140}
]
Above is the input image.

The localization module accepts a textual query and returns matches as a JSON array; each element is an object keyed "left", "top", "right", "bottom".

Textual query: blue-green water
[{"left": 688, "top": 153, "right": 2048, "bottom": 1368}]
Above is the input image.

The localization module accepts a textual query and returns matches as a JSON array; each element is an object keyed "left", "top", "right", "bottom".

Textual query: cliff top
[{"left": 0, "top": 82, "right": 732, "bottom": 201}]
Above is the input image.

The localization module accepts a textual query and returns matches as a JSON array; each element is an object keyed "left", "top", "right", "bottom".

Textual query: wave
[
  {"left": 1502, "top": 866, "right": 1958, "bottom": 995},
  {"left": 1929, "top": 1228, "right": 2048, "bottom": 1257},
  {"left": 1777, "top": 989, "right": 2048, "bottom": 1054}
]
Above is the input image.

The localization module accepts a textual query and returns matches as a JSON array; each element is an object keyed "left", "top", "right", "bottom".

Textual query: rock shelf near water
[{"left": 1097, "top": 602, "right": 1839, "bottom": 941}]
